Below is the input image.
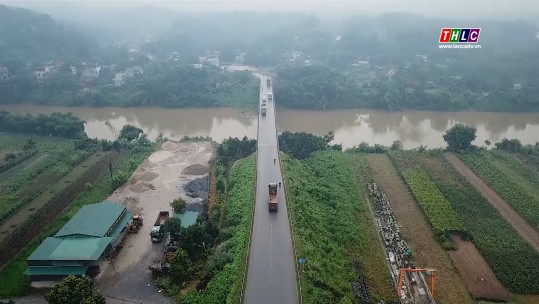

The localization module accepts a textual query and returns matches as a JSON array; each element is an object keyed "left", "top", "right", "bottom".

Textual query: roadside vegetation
[
  {"left": 282, "top": 151, "right": 395, "bottom": 303},
  {"left": 180, "top": 156, "right": 255, "bottom": 304},
  {"left": 0, "top": 124, "right": 156, "bottom": 298}
]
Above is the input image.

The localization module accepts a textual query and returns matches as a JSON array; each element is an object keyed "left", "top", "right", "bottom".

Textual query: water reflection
[{"left": 1, "top": 105, "right": 538, "bottom": 149}]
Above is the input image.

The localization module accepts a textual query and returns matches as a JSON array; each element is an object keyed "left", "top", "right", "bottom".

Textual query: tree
[
  {"left": 45, "top": 275, "right": 105, "bottom": 304},
  {"left": 390, "top": 140, "right": 403, "bottom": 151},
  {"left": 119, "top": 125, "right": 143, "bottom": 141},
  {"left": 4, "top": 153, "right": 16, "bottom": 162},
  {"left": 164, "top": 217, "right": 182, "bottom": 240},
  {"left": 484, "top": 140, "right": 491, "bottom": 148},
  {"left": 169, "top": 249, "right": 192, "bottom": 285},
  {"left": 170, "top": 197, "right": 186, "bottom": 213},
  {"left": 443, "top": 123, "right": 477, "bottom": 151}
]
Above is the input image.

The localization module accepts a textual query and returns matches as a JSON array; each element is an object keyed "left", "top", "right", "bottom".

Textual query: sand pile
[
  {"left": 161, "top": 141, "right": 177, "bottom": 151},
  {"left": 139, "top": 171, "right": 159, "bottom": 181},
  {"left": 130, "top": 181, "right": 154, "bottom": 193},
  {"left": 182, "top": 164, "right": 209, "bottom": 175}
]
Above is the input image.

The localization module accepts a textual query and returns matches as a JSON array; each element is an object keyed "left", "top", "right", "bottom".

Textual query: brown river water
[{"left": 1, "top": 104, "right": 538, "bottom": 149}]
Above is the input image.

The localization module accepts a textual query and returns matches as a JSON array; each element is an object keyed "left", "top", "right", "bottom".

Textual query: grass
[
  {"left": 282, "top": 151, "right": 395, "bottom": 303},
  {"left": 181, "top": 156, "right": 255, "bottom": 304},
  {"left": 0, "top": 144, "right": 155, "bottom": 298}
]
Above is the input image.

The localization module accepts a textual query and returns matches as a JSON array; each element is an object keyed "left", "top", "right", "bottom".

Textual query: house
[
  {"left": 199, "top": 51, "right": 220, "bottom": 67},
  {"left": 113, "top": 66, "right": 143, "bottom": 86},
  {"left": 513, "top": 83, "right": 522, "bottom": 90},
  {"left": 33, "top": 61, "right": 66, "bottom": 83},
  {"left": 353, "top": 60, "right": 370, "bottom": 67},
  {"left": 0, "top": 67, "right": 9, "bottom": 83},
  {"left": 81, "top": 64, "right": 101, "bottom": 83},
  {"left": 26, "top": 201, "right": 131, "bottom": 286}
]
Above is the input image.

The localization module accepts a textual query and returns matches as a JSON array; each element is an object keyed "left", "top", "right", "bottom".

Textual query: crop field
[
  {"left": 363, "top": 153, "right": 474, "bottom": 304},
  {"left": 282, "top": 151, "right": 395, "bottom": 303},
  {"left": 388, "top": 151, "right": 467, "bottom": 246},
  {"left": 181, "top": 156, "right": 255, "bottom": 304},
  {"left": 0, "top": 144, "right": 154, "bottom": 297},
  {"left": 460, "top": 151, "right": 539, "bottom": 228},
  {"left": 421, "top": 153, "right": 539, "bottom": 294}
]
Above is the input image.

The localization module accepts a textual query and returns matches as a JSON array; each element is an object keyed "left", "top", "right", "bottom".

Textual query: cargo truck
[
  {"left": 267, "top": 92, "right": 273, "bottom": 101},
  {"left": 261, "top": 104, "right": 267, "bottom": 116},
  {"left": 268, "top": 183, "right": 278, "bottom": 212},
  {"left": 150, "top": 211, "right": 170, "bottom": 243},
  {"left": 267, "top": 78, "right": 271, "bottom": 88}
]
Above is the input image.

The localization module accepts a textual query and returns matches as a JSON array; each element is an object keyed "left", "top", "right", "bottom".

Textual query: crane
[{"left": 397, "top": 267, "right": 436, "bottom": 298}]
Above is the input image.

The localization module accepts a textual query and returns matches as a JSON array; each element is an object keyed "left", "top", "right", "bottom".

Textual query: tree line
[{"left": 0, "top": 111, "right": 86, "bottom": 138}]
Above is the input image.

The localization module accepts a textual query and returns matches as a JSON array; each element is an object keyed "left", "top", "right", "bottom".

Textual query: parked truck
[
  {"left": 267, "top": 77, "right": 271, "bottom": 88},
  {"left": 268, "top": 183, "right": 278, "bottom": 212},
  {"left": 267, "top": 92, "right": 273, "bottom": 102},
  {"left": 150, "top": 211, "right": 169, "bottom": 243}
]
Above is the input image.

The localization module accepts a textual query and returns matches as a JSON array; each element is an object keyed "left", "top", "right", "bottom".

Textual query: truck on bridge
[
  {"left": 267, "top": 77, "right": 271, "bottom": 88},
  {"left": 150, "top": 211, "right": 170, "bottom": 243},
  {"left": 268, "top": 183, "right": 278, "bottom": 212},
  {"left": 267, "top": 92, "right": 273, "bottom": 102}
]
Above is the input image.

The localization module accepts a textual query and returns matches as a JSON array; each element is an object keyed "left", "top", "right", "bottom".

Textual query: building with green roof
[{"left": 26, "top": 201, "right": 132, "bottom": 282}]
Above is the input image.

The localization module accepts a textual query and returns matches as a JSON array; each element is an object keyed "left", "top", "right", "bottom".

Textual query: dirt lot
[
  {"left": 365, "top": 154, "right": 474, "bottom": 304},
  {"left": 448, "top": 235, "right": 511, "bottom": 301},
  {"left": 445, "top": 153, "right": 539, "bottom": 252},
  {"left": 96, "top": 141, "right": 212, "bottom": 304}
]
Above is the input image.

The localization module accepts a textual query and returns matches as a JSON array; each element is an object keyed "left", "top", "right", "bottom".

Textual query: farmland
[
  {"left": 0, "top": 138, "right": 155, "bottom": 297},
  {"left": 363, "top": 153, "right": 474, "bottom": 304},
  {"left": 419, "top": 153, "right": 539, "bottom": 294},
  {"left": 459, "top": 151, "right": 539, "bottom": 228},
  {"left": 388, "top": 151, "right": 467, "bottom": 247},
  {"left": 282, "top": 151, "right": 395, "bottom": 303}
]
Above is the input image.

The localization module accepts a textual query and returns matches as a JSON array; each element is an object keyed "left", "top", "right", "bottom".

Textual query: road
[{"left": 243, "top": 74, "right": 298, "bottom": 304}]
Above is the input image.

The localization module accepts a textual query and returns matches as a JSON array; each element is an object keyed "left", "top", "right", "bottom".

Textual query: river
[{"left": 1, "top": 104, "right": 538, "bottom": 149}]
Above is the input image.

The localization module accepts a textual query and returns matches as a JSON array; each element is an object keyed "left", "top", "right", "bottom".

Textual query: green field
[
  {"left": 181, "top": 156, "right": 255, "bottom": 304},
  {"left": 389, "top": 151, "right": 467, "bottom": 246},
  {"left": 0, "top": 143, "right": 154, "bottom": 298},
  {"left": 0, "top": 133, "right": 88, "bottom": 223},
  {"left": 282, "top": 151, "right": 395, "bottom": 303},
  {"left": 460, "top": 151, "right": 539, "bottom": 228},
  {"left": 421, "top": 153, "right": 539, "bottom": 294}
]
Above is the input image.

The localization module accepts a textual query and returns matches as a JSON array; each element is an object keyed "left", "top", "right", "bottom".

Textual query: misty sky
[{"left": 2, "top": 0, "right": 539, "bottom": 20}]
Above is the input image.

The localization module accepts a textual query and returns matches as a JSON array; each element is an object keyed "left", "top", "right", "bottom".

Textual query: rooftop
[
  {"left": 28, "top": 237, "right": 113, "bottom": 261},
  {"left": 55, "top": 201, "right": 126, "bottom": 238}
]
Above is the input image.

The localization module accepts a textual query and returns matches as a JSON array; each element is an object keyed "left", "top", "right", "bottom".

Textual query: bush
[{"left": 170, "top": 197, "right": 186, "bottom": 213}]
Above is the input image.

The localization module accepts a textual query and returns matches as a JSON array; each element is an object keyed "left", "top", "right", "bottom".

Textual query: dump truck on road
[
  {"left": 150, "top": 211, "right": 169, "bottom": 243},
  {"left": 268, "top": 183, "right": 278, "bottom": 212}
]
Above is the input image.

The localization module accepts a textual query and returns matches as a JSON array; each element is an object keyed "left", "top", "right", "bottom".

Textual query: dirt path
[
  {"left": 96, "top": 141, "right": 212, "bottom": 304},
  {"left": 366, "top": 154, "right": 474, "bottom": 304},
  {"left": 445, "top": 153, "right": 539, "bottom": 252},
  {"left": 448, "top": 235, "right": 511, "bottom": 301}
]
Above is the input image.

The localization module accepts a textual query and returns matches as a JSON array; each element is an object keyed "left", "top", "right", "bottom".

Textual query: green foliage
[
  {"left": 443, "top": 123, "right": 477, "bottom": 152},
  {"left": 164, "top": 217, "right": 182, "bottom": 240},
  {"left": 181, "top": 156, "right": 255, "bottom": 304},
  {"left": 0, "top": 111, "right": 87, "bottom": 139},
  {"left": 180, "top": 219, "right": 219, "bottom": 261},
  {"left": 283, "top": 151, "right": 395, "bottom": 303},
  {"left": 45, "top": 275, "right": 105, "bottom": 304},
  {"left": 422, "top": 153, "right": 539, "bottom": 293},
  {"left": 118, "top": 124, "right": 143, "bottom": 141},
  {"left": 169, "top": 249, "right": 192, "bottom": 286},
  {"left": 350, "top": 142, "right": 388, "bottom": 153},
  {"left": 460, "top": 151, "right": 539, "bottom": 227},
  {"left": 216, "top": 137, "right": 256, "bottom": 171},
  {"left": 110, "top": 170, "right": 129, "bottom": 190},
  {"left": 389, "top": 151, "right": 467, "bottom": 243},
  {"left": 390, "top": 140, "right": 403, "bottom": 151},
  {"left": 278, "top": 131, "right": 338, "bottom": 160},
  {"left": 495, "top": 138, "right": 523, "bottom": 152},
  {"left": 170, "top": 197, "right": 186, "bottom": 213}
]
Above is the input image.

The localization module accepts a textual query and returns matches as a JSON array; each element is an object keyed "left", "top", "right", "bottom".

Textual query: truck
[
  {"left": 150, "top": 211, "right": 170, "bottom": 243},
  {"left": 268, "top": 183, "right": 278, "bottom": 212},
  {"left": 260, "top": 104, "right": 267, "bottom": 116},
  {"left": 267, "top": 78, "right": 271, "bottom": 88},
  {"left": 267, "top": 92, "right": 273, "bottom": 101}
]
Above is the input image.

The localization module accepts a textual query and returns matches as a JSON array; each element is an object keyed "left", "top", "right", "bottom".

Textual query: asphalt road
[{"left": 244, "top": 74, "right": 298, "bottom": 304}]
